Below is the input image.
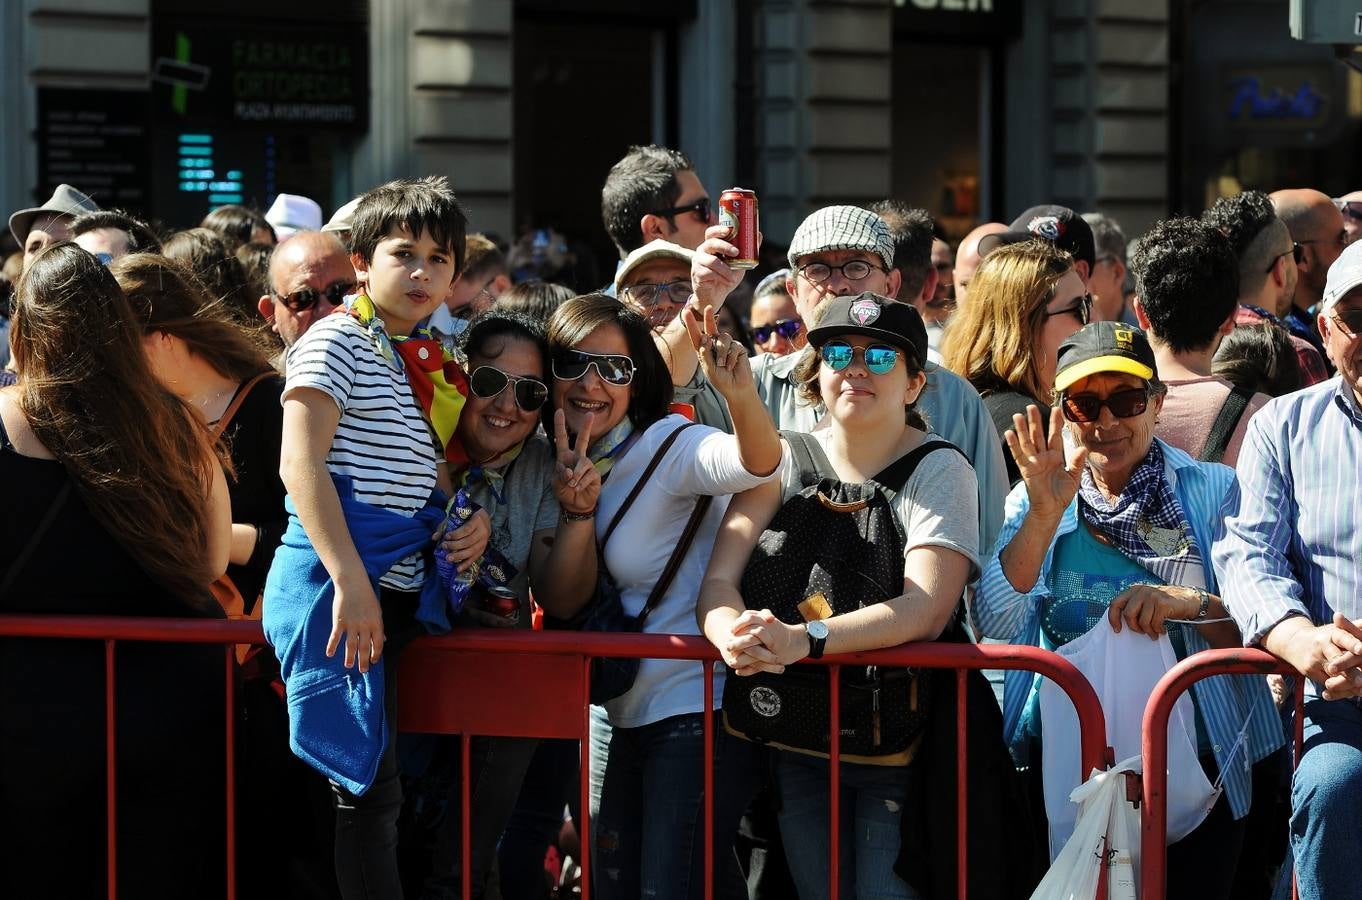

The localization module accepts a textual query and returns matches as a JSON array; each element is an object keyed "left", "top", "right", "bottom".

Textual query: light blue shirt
[
  {"left": 976, "top": 439, "right": 1283, "bottom": 820},
  {"left": 1213, "top": 377, "right": 1362, "bottom": 697},
  {"left": 750, "top": 349, "right": 1009, "bottom": 555}
]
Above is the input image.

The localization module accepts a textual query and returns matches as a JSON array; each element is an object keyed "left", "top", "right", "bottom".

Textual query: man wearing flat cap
[
  {"left": 10, "top": 184, "right": 100, "bottom": 272},
  {"left": 691, "top": 203, "right": 1009, "bottom": 554}
]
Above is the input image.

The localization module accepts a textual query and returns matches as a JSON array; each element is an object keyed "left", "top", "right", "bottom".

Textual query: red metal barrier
[
  {"left": 0, "top": 616, "right": 1109, "bottom": 900},
  {"left": 1139, "top": 647, "right": 1302, "bottom": 900}
]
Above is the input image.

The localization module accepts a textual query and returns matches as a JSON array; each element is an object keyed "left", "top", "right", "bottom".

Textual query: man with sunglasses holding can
[
  {"left": 259, "top": 230, "right": 356, "bottom": 356},
  {"left": 1214, "top": 236, "right": 1362, "bottom": 900}
]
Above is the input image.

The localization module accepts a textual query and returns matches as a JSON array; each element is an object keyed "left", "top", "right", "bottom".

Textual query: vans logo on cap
[
  {"left": 850, "top": 297, "right": 881, "bottom": 325},
  {"left": 1027, "top": 216, "right": 1064, "bottom": 241}
]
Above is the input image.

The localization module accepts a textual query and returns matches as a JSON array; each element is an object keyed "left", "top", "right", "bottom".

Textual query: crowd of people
[{"left": 2, "top": 146, "right": 1361, "bottom": 900}]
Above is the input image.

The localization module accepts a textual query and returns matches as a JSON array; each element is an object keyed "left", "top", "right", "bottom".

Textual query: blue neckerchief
[
  {"left": 588, "top": 418, "right": 636, "bottom": 478},
  {"left": 1077, "top": 440, "right": 1203, "bottom": 587}
]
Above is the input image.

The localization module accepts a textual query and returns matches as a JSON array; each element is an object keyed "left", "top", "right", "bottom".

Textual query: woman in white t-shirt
[
  {"left": 699, "top": 293, "right": 980, "bottom": 900},
  {"left": 544, "top": 293, "right": 782, "bottom": 900}
]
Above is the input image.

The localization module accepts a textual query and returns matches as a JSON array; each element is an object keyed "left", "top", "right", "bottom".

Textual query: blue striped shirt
[
  {"left": 975, "top": 439, "right": 1283, "bottom": 820},
  {"left": 1213, "top": 377, "right": 1362, "bottom": 701}
]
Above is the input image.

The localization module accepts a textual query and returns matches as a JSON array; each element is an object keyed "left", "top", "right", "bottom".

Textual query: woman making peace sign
[
  {"left": 422, "top": 308, "right": 600, "bottom": 898},
  {"left": 543, "top": 293, "right": 783, "bottom": 900}
]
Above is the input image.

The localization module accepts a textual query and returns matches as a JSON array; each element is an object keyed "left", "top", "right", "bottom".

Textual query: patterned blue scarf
[{"left": 1077, "top": 440, "right": 1204, "bottom": 588}]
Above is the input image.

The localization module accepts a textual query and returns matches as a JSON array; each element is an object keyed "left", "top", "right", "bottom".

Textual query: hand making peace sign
[
  {"left": 682, "top": 302, "right": 753, "bottom": 400},
  {"left": 553, "top": 407, "right": 601, "bottom": 516}
]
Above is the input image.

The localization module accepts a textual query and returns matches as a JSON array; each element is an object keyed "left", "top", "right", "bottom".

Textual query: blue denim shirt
[{"left": 975, "top": 440, "right": 1284, "bottom": 820}]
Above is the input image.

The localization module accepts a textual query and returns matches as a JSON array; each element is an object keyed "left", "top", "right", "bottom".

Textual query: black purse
[{"left": 548, "top": 422, "right": 711, "bottom": 705}]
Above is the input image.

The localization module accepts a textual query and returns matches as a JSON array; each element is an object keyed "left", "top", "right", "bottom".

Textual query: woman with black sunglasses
[
  {"left": 975, "top": 322, "right": 1281, "bottom": 900},
  {"left": 414, "top": 307, "right": 601, "bottom": 897},
  {"left": 543, "top": 292, "right": 781, "bottom": 900},
  {"left": 941, "top": 239, "right": 1089, "bottom": 486}
]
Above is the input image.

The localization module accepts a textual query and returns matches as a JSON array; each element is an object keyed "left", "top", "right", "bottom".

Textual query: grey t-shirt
[
  {"left": 462, "top": 432, "right": 561, "bottom": 626},
  {"left": 778, "top": 430, "right": 981, "bottom": 579},
  {"left": 751, "top": 348, "right": 1009, "bottom": 556}
]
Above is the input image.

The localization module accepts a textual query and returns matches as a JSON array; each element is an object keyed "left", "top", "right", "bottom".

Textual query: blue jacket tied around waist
[{"left": 263, "top": 476, "right": 448, "bottom": 795}]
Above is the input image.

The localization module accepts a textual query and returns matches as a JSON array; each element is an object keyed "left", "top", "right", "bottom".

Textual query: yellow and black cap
[{"left": 1054, "top": 321, "right": 1157, "bottom": 392}]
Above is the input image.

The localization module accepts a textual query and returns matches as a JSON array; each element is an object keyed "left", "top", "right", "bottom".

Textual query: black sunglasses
[
  {"left": 1060, "top": 386, "right": 1150, "bottom": 423},
  {"left": 552, "top": 349, "right": 636, "bottom": 386},
  {"left": 274, "top": 280, "right": 355, "bottom": 313},
  {"left": 468, "top": 366, "right": 549, "bottom": 412},
  {"left": 1331, "top": 308, "right": 1362, "bottom": 338},
  {"left": 753, "top": 318, "right": 803, "bottom": 344},
  {"left": 654, "top": 197, "right": 712, "bottom": 223},
  {"left": 1043, "top": 292, "right": 1093, "bottom": 326},
  {"left": 1265, "top": 243, "right": 1304, "bottom": 273}
]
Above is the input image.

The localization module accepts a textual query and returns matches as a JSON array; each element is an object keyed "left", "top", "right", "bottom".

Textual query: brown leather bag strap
[
  {"left": 600, "top": 421, "right": 700, "bottom": 548},
  {"left": 637, "top": 493, "right": 713, "bottom": 628},
  {"left": 212, "top": 372, "right": 274, "bottom": 438}
]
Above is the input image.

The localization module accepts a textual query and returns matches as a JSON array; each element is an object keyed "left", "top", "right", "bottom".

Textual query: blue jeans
[
  {"left": 776, "top": 752, "right": 921, "bottom": 900},
  {"left": 1290, "top": 698, "right": 1362, "bottom": 900},
  {"left": 593, "top": 712, "right": 765, "bottom": 900}
]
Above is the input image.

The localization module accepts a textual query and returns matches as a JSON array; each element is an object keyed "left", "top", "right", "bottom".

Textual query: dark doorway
[{"left": 513, "top": 9, "right": 677, "bottom": 286}]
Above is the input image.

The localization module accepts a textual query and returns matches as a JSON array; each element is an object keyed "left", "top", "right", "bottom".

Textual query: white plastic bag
[
  {"left": 1030, "top": 757, "right": 1141, "bottom": 900},
  {"left": 1039, "top": 620, "right": 1215, "bottom": 858}
]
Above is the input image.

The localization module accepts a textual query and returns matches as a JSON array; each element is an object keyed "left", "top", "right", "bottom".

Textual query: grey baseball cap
[
  {"left": 787, "top": 205, "right": 896, "bottom": 270},
  {"left": 1323, "top": 239, "right": 1362, "bottom": 312}
]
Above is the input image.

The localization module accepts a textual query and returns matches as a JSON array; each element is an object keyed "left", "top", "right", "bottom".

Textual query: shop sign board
[
  {"left": 151, "top": 18, "right": 368, "bottom": 130},
  {"left": 893, "top": 0, "right": 1021, "bottom": 40},
  {"left": 1222, "top": 65, "right": 1334, "bottom": 132},
  {"left": 1289, "top": 0, "right": 1362, "bottom": 44},
  {"left": 36, "top": 88, "right": 151, "bottom": 213}
]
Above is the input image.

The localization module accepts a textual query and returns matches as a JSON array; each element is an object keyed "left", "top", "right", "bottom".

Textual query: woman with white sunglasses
[{"left": 544, "top": 292, "right": 782, "bottom": 900}]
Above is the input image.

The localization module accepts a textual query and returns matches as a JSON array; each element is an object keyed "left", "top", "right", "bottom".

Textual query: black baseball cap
[
  {"left": 977, "top": 205, "right": 1097, "bottom": 270},
  {"left": 807, "top": 292, "right": 928, "bottom": 367},
  {"left": 1054, "top": 321, "right": 1158, "bottom": 392}
]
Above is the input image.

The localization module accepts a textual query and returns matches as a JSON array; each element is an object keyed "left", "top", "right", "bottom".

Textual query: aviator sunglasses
[
  {"left": 753, "top": 318, "right": 803, "bottom": 344},
  {"left": 468, "top": 366, "right": 549, "bottom": 412},
  {"left": 274, "top": 280, "right": 356, "bottom": 313},
  {"left": 551, "top": 349, "right": 636, "bottom": 386},
  {"left": 818, "top": 340, "right": 900, "bottom": 375},
  {"left": 1060, "top": 386, "right": 1150, "bottom": 424}
]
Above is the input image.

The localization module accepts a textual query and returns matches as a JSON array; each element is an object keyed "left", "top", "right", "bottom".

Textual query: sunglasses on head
[
  {"left": 552, "top": 348, "right": 636, "bottom": 386},
  {"left": 468, "top": 366, "right": 548, "bottom": 412},
  {"left": 654, "top": 197, "right": 712, "bottom": 224},
  {"left": 1060, "top": 386, "right": 1150, "bottom": 423},
  {"left": 819, "top": 340, "right": 900, "bottom": 375},
  {"left": 753, "top": 318, "right": 803, "bottom": 344},
  {"left": 275, "top": 280, "right": 355, "bottom": 313}
]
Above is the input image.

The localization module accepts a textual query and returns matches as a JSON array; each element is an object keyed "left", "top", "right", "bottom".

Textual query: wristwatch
[{"left": 805, "top": 620, "right": 830, "bottom": 660}]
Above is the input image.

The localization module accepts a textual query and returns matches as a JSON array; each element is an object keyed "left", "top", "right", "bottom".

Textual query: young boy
[{"left": 264, "top": 175, "right": 489, "bottom": 898}]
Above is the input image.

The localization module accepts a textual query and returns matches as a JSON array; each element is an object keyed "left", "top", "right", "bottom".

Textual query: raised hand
[
  {"left": 1004, "top": 404, "right": 1088, "bottom": 521},
  {"left": 552, "top": 407, "right": 600, "bottom": 516},
  {"left": 683, "top": 303, "right": 753, "bottom": 400},
  {"left": 691, "top": 223, "right": 746, "bottom": 311}
]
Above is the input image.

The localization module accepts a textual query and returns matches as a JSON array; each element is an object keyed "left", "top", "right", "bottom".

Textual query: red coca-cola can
[{"left": 719, "top": 188, "right": 759, "bottom": 270}]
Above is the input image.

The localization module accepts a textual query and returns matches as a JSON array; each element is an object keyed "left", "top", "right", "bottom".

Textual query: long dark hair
[
  {"left": 543, "top": 293, "right": 673, "bottom": 434},
  {"left": 112, "top": 253, "right": 274, "bottom": 382},
  {"left": 10, "top": 243, "right": 220, "bottom": 608}
]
